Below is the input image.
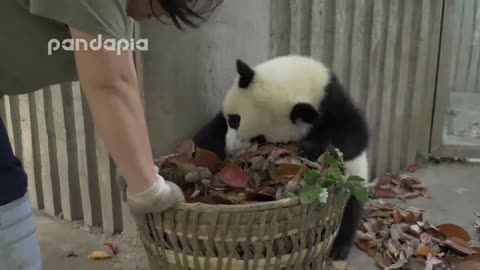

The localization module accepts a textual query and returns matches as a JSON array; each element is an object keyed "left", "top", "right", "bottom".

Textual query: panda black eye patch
[
  {"left": 250, "top": 135, "right": 266, "bottom": 145},
  {"left": 227, "top": 114, "right": 240, "bottom": 129}
]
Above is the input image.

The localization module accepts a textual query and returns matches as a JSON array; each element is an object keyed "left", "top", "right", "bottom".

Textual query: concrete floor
[
  {"left": 36, "top": 163, "right": 480, "bottom": 270},
  {"left": 35, "top": 214, "right": 148, "bottom": 270}
]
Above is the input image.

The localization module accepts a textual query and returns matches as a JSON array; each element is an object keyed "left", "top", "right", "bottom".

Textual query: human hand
[{"left": 117, "top": 166, "right": 185, "bottom": 224}]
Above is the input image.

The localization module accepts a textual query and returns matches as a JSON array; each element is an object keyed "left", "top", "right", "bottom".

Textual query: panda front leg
[
  {"left": 192, "top": 111, "right": 228, "bottom": 160},
  {"left": 297, "top": 139, "right": 331, "bottom": 161}
]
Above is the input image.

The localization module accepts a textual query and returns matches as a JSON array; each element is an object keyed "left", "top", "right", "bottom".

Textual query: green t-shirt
[{"left": 0, "top": 0, "right": 133, "bottom": 98}]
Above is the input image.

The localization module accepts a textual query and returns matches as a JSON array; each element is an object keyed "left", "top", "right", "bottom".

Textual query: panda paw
[
  {"left": 328, "top": 241, "right": 353, "bottom": 261},
  {"left": 298, "top": 141, "right": 334, "bottom": 161},
  {"left": 298, "top": 141, "right": 324, "bottom": 161}
]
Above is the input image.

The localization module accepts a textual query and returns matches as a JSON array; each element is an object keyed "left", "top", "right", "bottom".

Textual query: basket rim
[{"left": 168, "top": 197, "right": 301, "bottom": 212}]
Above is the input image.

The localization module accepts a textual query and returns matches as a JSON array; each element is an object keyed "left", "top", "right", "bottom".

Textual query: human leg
[{"left": 0, "top": 116, "right": 42, "bottom": 270}]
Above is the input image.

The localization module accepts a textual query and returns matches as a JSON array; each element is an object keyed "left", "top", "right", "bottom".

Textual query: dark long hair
[{"left": 153, "top": 0, "right": 224, "bottom": 29}]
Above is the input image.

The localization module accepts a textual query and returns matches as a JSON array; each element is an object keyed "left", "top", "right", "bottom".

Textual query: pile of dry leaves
[
  {"left": 372, "top": 174, "right": 429, "bottom": 201},
  {"left": 355, "top": 201, "right": 480, "bottom": 269},
  {"left": 155, "top": 140, "right": 334, "bottom": 205}
]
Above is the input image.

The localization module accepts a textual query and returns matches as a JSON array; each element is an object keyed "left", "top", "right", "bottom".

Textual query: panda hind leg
[
  {"left": 328, "top": 196, "right": 364, "bottom": 260},
  {"left": 329, "top": 153, "right": 369, "bottom": 260}
]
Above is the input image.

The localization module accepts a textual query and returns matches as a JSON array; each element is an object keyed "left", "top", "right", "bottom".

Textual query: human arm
[
  {"left": 69, "top": 26, "right": 154, "bottom": 194},
  {"left": 69, "top": 26, "right": 184, "bottom": 215}
]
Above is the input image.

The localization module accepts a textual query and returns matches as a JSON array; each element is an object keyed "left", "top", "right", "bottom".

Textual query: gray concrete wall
[{"left": 141, "top": 0, "right": 271, "bottom": 157}]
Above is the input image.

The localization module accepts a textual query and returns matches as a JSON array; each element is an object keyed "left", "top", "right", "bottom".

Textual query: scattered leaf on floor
[
  {"left": 384, "top": 258, "right": 407, "bottom": 270},
  {"left": 88, "top": 251, "right": 111, "bottom": 260},
  {"left": 415, "top": 244, "right": 431, "bottom": 257},
  {"left": 332, "top": 260, "right": 348, "bottom": 269},
  {"left": 436, "top": 223, "right": 471, "bottom": 242},
  {"left": 406, "top": 163, "right": 421, "bottom": 172}
]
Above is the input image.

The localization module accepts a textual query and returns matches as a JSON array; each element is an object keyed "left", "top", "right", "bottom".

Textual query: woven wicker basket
[{"left": 136, "top": 190, "right": 348, "bottom": 270}]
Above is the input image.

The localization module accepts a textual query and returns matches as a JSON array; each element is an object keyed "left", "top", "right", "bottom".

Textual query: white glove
[{"left": 117, "top": 166, "right": 185, "bottom": 222}]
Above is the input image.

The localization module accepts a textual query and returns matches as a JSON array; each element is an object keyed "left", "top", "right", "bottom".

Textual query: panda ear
[
  {"left": 290, "top": 103, "right": 319, "bottom": 124},
  {"left": 236, "top": 59, "right": 255, "bottom": 88}
]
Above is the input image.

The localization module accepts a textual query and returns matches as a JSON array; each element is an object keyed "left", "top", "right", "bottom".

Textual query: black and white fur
[{"left": 193, "top": 55, "right": 370, "bottom": 260}]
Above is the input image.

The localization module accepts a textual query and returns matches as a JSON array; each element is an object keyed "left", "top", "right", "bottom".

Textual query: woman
[{"left": 0, "top": 0, "right": 223, "bottom": 269}]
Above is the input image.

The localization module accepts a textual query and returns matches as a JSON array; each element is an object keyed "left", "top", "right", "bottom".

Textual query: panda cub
[{"left": 193, "top": 55, "right": 369, "bottom": 260}]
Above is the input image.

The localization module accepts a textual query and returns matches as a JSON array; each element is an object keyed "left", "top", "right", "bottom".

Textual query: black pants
[{"left": 0, "top": 116, "right": 27, "bottom": 206}]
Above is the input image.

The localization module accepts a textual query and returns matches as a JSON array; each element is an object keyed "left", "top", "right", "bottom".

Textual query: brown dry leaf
[
  {"left": 423, "top": 222, "right": 446, "bottom": 241},
  {"left": 455, "top": 259, "right": 480, "bottom": 270},
  {"left": 386, "top": 239, "right": 401, "bottom": 259},
  {"left": 443, "top": 254, "right": 463, "bottom": 265},
  {"left": 442, "top": 239, "right": 476, "bottom": 256},
  {"left": 407, "top": 224, "right": 422, "bottom": 237},
  {"left": 209, "top": 191, "right": 244, "bottom": 205},
  {"left": 403, "top": 244, "right": 415, "bottom": 260},
  {"left": 245, "top": 187, "right": 277, "bottom": 202},
  {"left": 177, "top": 139, "right": 196, "bottom": 157},
  {"left": 406, "top": 206, "right": 425, "bottom": 214},
  {"left": 274, "top": 156, "right": 303, "bottom": 165},
  {"left": 448, "top": 237, "right": 474, "bottom": 249},
  {"left": 370, "top": 211, "right": 393, "bottom": 218},
  {"left": 404, "top": 256, "right": 426, "bottom": 270},
  {"left": 454, "top": 255, "right": 480, "bottom": 269},
  {"left": 407, "top": 163, "right": 421, "bottom": 172},
  {"left": 357, "top": 230, "right": 375, "bottom": 241},
  {"left": 425, "top": 253, "right": 444, "bottom": 270},
  {"left": 273, "top": 163, "right": 306, "bottom": 179},
  {"left": 367, "top": 247, "right": 377, "bottom": 258},
  {"left": 436, "top": 223, "right": 471, "bottom": 242},
  {"left": 268, "top": 148, "right": 291, "bottom": 161},
  {"left": 367, "top": 239, "right": 382, "bottom": 249},
  {"left": 384, "top": 258, "right": 407, "bottom": 270},
  {"left": 390, "top": 225, "right": 402, "bottom": 241},
  {"left": 373, "top": 187, "right": 398, "bottom": 198},
  {"left": 373, "top": 173, "right": 428, "bottom": 200},
  {"left": 363, "top": 219, "right": 383, "bottom": 235},
  {"left": 267, "top": 163, "right": 307, "bottom": 185},
  {"left": 87, "top": 251, "right": 111, "bottom": 260},
  {"left": 215, "top": 162, "right": 249, "bottom": 188},
  {"left": 194, "top": 148, "right": 222, "bottom": 172},
  {"left": 402, "top": 211, "right": 418, "bottom": 225},
  {"left": 184, "top": 167, "right": 212, "bottom": 183},
  {"left": 415, "top": 244, "right": 431, "bottom": 257},
  {"left": 237, "top": 150, "right": 258, "bottom": 161},
  {"left": 375, "top": 255, "right": 393, "bottom": 269},
  {"left": 331, "top": 260, "right": 348, "bottom": 270},
  {"left": 249, "top": 156, "right": 267, "bottom": 170},
  {"left": 392, "top": 210, "right": 402, "bottom": 223},
  {"left": 167, "top": 154, "right": 197, "bottom": 176},
  {"left": 400, "top": 191, "right": 423, "bottom": 200},
  {"left": 355, "top": 239, "right": 376, "bottom": 257}
]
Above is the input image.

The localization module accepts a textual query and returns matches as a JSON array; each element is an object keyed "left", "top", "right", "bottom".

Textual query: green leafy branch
[{"left": 295, "top": 148, "right": 373, "bottom": 205}]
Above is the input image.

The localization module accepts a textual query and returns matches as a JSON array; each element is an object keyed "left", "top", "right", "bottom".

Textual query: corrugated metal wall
[
  {"left": 269, "top": 0, "right": 445, "bottom": 176},
  {"left": 0, "top": 85, "right": 129, "bottom": 233}
]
